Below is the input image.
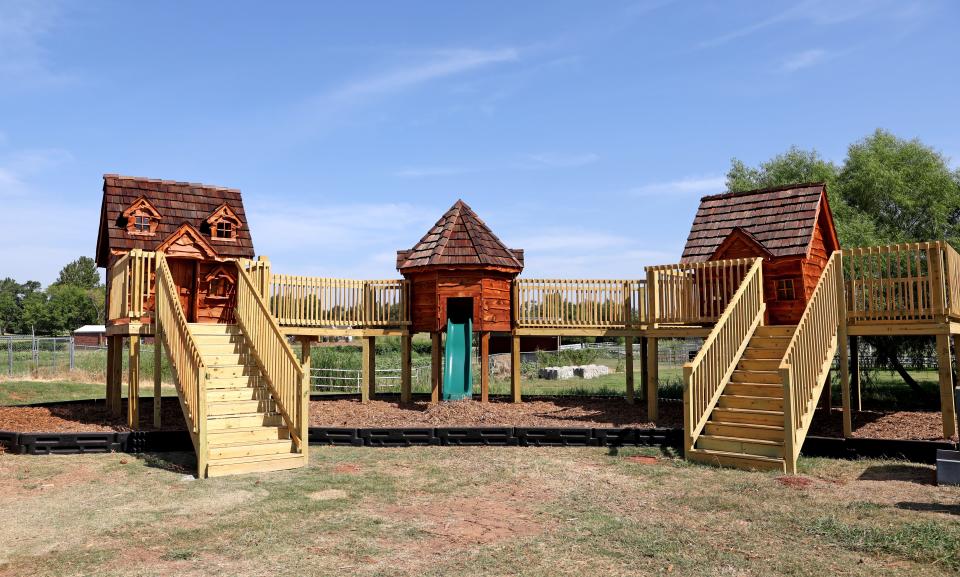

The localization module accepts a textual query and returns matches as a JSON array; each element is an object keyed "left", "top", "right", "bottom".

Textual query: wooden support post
[
  {"left": 480, "top": 331, "right": 490, "bottom": 403},
  {"left": 400, "top": 333, "right": 412, "bottom": 405},
  {"left": 838, "top": 331, "right": 852, "bottom": 438},
  {"left": 639, "top": 337, "right": 648, "bottom": 402},
  {"left": 624, "top": 336, "right": 635, "bottom": 405},
  {"left": 362, "top": 336, "right": 375, "bottom": 404},
  {"left": 127, "top": 336, "right": 140, "bottom": 429},
  {"left": 430, "top": 332, "right": 441, "bottom": 404},
  {"left": 153, "top": 330, "right": 162, "bottom": 428},
  {"left": 510, "top": 333, "right": 521, "bottom": 403},
  {"left": 936, "top": 334, "right": 957, "bottom": 439},
  {"left": 953, "top": 335, "right": 960, "bottom": 394},
  {"left": 849, "top": 336, "right": 861, "bottom": 411},
  {"left": 106, "top": 335, "right": 122, "bottom": 417},
  {"left": 646, "top": 336, "right": 658, "bottom": 421}
]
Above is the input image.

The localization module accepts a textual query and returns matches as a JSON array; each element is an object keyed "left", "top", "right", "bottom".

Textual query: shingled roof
[
  {"left": 96, "top": 174, "right": 255, "bottom": 267},
  {"left": 396, "top": 200, "right": 524, "bottom": 271},
  {"left": 681, "top": 183, "right": 836, "bottom": 262}
]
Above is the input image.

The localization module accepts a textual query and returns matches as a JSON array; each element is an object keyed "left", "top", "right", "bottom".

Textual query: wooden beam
[
  {"left": 646, "top": 337, "right": 658, "bottom": 421},
  {"left": 106, "top": 335, "right": 121, "bottom": 417},
  {"left": 281, "top": 327, "right": 410, "bottom": 337},
  {"left": 639, "top": 337, "right": 648, "bottom": 403},
  {"left": 127, "top": 336, "right": 140, "bottom": 429},
  {"left": 153, "top": 330, "right": 162, "bottom": 428},
  {"left": 510, "top": 333, "right": 521, "bottom": 403},
  {"left": 838, "top": 331, "right": 852, "bottom": 438},
  {"left": 362, "top": 336, "right": 375, "bottom": 404},
  {"left": 480, "top": 331, "right": 490, "bottom": 403},
  {"left": 624, "top": 336, "right": 635, "bottom": 405},
  {"left": 849, "top": 335, "right": 861, "bottom": 411},
  {"left": 400, "top": 333, "right": 412, "bottom": 405},
  {"left": 936, "top": 334, "right": 957, "bottom": 439},
  {"left": 430, "top": 332, "right": 441, "bottom": 404}
]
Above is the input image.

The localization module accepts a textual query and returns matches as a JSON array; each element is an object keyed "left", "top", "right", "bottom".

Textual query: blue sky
[{"left": 1, "top": 0, "right": 957, "bottom": 285}]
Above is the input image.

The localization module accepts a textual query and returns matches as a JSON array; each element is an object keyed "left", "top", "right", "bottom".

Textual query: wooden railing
[
  {"left": 269, "top": 275, "right": 410, "bottom": 328},
  {"left": 842, "top": 242, "right": 960, "bottom": 323},
  {"left": 780, "top": 251, "right": 842, "bottom": 473},
  {"left": 682, "top": 258, "right": 765, "bottom": 453},
  {"left": 235, "top": 263, "right": 308, "bottom": 453},
  {"left": 106, "top": 249, "right": 156, "bottom": 322},
  {"left": 155, "top": 254, "right": 207, "bottom": 472},
  {"left": 646, "top": 258, "right": 754, "bottom": 326},
  {"left": 514, "top": 279, "right": 646, "bottom": 328},
  {"left": 239, "top": 256, "right": 272, "bottom": 301}
]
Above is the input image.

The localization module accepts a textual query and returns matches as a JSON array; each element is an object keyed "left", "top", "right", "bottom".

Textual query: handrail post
[
  {"left": 646, "top": 269, "right": 659, "bottom": 327},
  {"left": 931, "top": 242, "right": 947, "bottom": 318},
  {"left": 682, "top": 364, "right": 693, "bottom": 455},
  {"left": 781, "top": 366, "right": 796, "bottom": 474}
]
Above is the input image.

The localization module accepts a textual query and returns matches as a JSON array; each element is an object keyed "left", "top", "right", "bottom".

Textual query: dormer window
[
  {"left": 215, "top": 221, "right": 233, "bottom": 239},
  {"left": 122, "top": 197, "right": 162, "bottom": 236},
  {"left": 205, "top": 202, "right": 242, "bottom": 242}
]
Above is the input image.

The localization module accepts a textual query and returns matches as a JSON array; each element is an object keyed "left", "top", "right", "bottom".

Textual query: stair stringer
[{"left": 783, "top": 332, "right": 839, "bottom": 472}]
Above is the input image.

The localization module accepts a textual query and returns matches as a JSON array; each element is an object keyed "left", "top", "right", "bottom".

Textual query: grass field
[
  {"left": 0, "top": 380, "right": 177, "bottom": 406},
  {"left": 0, "top": 447, "right": 956, "bottom": 576}
]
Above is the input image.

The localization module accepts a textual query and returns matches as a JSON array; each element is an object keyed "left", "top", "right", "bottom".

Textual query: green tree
[
  {"left": 0, "top": 278, "right": 42, "bottom": 335},
  {"left": 54, "top": 256, "right": 101, "bottom": 290}
]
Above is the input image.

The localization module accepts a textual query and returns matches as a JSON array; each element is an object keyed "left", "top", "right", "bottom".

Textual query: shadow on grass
[
  {"left": 136, "top": 452, "right": 196, "bottom": 476},
  {"left": 895, "top": 501, "right": 960, "bottom": 516},
  {"left": 858, "top": 464, "right": 935, "bottom": 485}
]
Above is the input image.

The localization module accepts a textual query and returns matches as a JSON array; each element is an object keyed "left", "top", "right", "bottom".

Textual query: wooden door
[{"left": 168, "top": 258, "right": 197, "bottom": 322}]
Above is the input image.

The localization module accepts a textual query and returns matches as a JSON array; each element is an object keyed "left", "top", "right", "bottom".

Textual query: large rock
[
  {"left": 538, "top": 366, "right": 575, "bottom": 380},
  {"left": 574, "top": 364, "right": 611, "bottom": 380}
]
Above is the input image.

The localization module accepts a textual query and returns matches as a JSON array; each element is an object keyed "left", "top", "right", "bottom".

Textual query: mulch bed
[
  {"left": 309, "top": 398, "right": 682, "bottom": 429},
  {"left": 0, "top": 397, "right": 954, "bottom": 442},
  {"left": 0, "top": 397, "right": 185, "bottom": 432}
]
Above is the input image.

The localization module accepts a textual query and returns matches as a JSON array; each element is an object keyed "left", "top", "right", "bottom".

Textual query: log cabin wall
[{"left": 409, "top": 269, "right": 514, "bottom": 332}]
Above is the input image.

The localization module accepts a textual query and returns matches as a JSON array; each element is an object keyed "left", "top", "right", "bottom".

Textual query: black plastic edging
[{"left": 801, "top": 436, "right": 957, "bottom": 464}]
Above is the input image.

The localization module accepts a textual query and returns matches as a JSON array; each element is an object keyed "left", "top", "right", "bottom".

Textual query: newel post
[
  {"left": 781, "top": 366, "right": 796, "bottom": 474},
  {"left": 682, "top": 364, "right": 693, "bottom": 455},
  {"left": 646, "top": 268, "right": 660, "bottom": 327}
]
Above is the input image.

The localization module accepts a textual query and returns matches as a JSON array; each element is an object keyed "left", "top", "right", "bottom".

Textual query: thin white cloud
[
  {"left": 525, "top": 152, "right": 599, "bottom": 168},
  {"left": 329, "top": 48, "right": 519, "bottom": 101},
  {"left": 394, "top": 166, "right": 474, "bottom": 178},
  {"left": 629, "top": 175, "right": 725, "bottom": 197},
  {"left": 0, "top": 147, "right": 73, "bottom": 196},
  {"left": 697, "top": 0, "right": 882, "bottom": 50},
  {"left": 781, "top": 49, "right": 829, "bottom": 72},
  {"left": 0, "top": 1, "right": 75, "bottom": 88}
]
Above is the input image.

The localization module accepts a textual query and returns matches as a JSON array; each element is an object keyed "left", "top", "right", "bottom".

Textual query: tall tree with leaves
[{"left": 54, "top": 257, "right": 101, "bottom": 290}]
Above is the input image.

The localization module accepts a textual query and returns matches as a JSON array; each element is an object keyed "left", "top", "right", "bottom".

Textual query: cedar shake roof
[
  {"left": 681, "top": 183, "right": 836, "bottom": 262},
  {"left": 396, "top": 200, "right": 524, "bottom": 271},
  {"left": 96, "top": 174, "right": 255, "bottom": 267}
]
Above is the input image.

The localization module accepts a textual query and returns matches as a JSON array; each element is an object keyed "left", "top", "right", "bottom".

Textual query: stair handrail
[
  {"left": 779, "top": 251, "right": 842, "bottom": 473},
  {"left": 682, "top": 257, "right": 765, "bottom": 454},
  {"left": 154, "top": 254, "right": 208, "bottom": 473},
  {"left": 234, "top": 261, "right": 308, "bottom": 453}
]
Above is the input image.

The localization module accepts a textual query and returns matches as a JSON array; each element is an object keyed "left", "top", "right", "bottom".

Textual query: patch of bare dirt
[
  {"left": 809, "top": 407, "right": 956, "bottom": 441},
  {"left": 333, "top": 463, "right": 361, "bottom": 474},
  {"left": 0, "top": 398, "right": 185, "bottom": 432},
  {"left": 385, "top": 495, "right": 546, "bottom": 546},
  {"left": 625, "top": 455, "right": 659, "bottom": 465},
  {"left": 776, "top": 475, "right": 814, "bottom": 489},
  {"left": 311, "top": 398, "right": 682, "bottom": 428}
]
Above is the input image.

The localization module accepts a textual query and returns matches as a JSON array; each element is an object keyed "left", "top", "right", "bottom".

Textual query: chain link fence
[{"left": 1, "top": 336, "right": 80, "bottom": 377}]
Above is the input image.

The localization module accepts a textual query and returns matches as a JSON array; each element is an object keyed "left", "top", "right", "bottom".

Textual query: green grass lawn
[
  {"left": 0, "top": 380, "right": 178, "bottom": 406},
  {"left": 0, "top": 448, "right": 956, "bottom": 576}
]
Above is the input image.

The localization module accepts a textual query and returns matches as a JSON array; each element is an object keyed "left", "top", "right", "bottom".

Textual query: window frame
[{"left": 776, "top": 278, "right": 796, "bottom": 301}]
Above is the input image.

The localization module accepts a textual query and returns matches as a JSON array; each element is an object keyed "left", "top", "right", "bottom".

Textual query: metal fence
[
  {"left": 310, "top": 365, "right": 432, "bottom": 393},
  {"left": 1, "top": 336, "right": 79, "bottom": 377}
]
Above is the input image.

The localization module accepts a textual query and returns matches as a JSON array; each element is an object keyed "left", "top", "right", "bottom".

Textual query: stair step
[
  {"left": 749, "top": 338, "right": 791, "bottom": 350},
  {"left": 731, "top": 370, "right": 781, "bottom": 384},
  {"left": 754, "top": 325, "right": 796, "bottom": 338},
  {"left": 203, "top": 353, "right": 250, "bottom": 365},
  {"left": 205, "top": 374, "right": 262, "bottom": 388},
  {"left": 743, "top": 348, "right": 784, "bottom": 360},
  {"left": 208, "top": 439, "right": 294, "bottom": 460},
  {"left": 193, "top": 333, "right": 246, "bottom": 346},
  {"left": 188, "top": 323, "right": 240, "bottom": 336},
  {"left": 206, "top": 365, "right": 259, "bottom": 379},
  {"left": 737, "top": 358, "right": 781, "bottom": 371},
  {"left": 207, "top": 399, "right": 275, "bottom": 416},
  {"left": 711, "top": 407, "right": 784, "bottom": 426},
  {"left": 725, "top": 383, "right": 784, "bottom": 398},
  {"left": 704, "top": 421, "right": 785, "bottom": 441},
  {"left": 207, "top": 413, "right": 285, "bottom": 430},
  {"left": 686, "top": 448, "right": 786, "bottom": 472},
  {"left": 206, "top": 388, "right": 269, "bottom": 402},
  {"left": 207, "top": 426, "right": 290, "bottom": 445},
  {"left": 199, "top": 343, "right": 248, "bottom": 355},
  {"left": 697, "top": 435, "right": 784, "bottom": 458},
  {"left": 718, "top": 395, "right": 784, "bottom": 411},
  {"left": 205, "top": 453, "right": 306, "bottom": 478}
]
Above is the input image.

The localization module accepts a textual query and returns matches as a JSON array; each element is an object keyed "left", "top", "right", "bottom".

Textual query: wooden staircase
[
  {"left": 688, "top": 325, "right": 795, "bottom": 472},
  {"left": 191, "top": 323, "right": 305, "bottom": 478}
]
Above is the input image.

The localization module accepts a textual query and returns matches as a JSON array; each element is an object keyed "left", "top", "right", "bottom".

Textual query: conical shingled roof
[{"left": 397, "top": 200, "right": 524, "bottom": 271}]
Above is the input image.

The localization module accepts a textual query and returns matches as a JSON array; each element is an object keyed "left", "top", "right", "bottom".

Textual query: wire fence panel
[
  {"left": 310, "top": 365, "right": 431, "bottom": 393},
  {"left": 1, "top": 336, "right": 77, "bottom": 377}
]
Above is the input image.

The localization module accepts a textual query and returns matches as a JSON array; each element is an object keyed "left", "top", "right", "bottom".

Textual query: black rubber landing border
[{"left": 307, "top": 426, "right": 684, "bottom": 448}]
